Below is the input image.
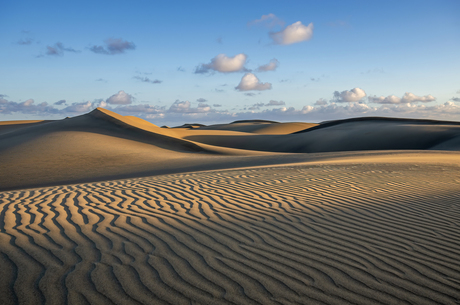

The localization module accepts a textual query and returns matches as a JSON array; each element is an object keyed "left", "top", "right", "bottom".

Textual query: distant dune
[
  {"left": 1, "top": 108, "right": 460, "bottom": 304},
  {"left": 1, "top": 108, "right": 460, "bottom": 191}
]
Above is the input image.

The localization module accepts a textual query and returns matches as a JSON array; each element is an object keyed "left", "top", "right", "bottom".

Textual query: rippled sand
[{"left": 1, "top": 162, "right": 460, "bottom": 304}]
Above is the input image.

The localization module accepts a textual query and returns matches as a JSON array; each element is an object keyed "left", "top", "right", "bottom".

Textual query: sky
[{"left": 1, "top": 0, "right": 459, "bottom": 125}]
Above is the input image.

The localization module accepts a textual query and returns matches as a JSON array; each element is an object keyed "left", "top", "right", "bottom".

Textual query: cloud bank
[
  {"left": 2, "top": 89, "right": 459, "bottom": 127},
  {"left": 368, "top": 92, "right": 436, "bottom": 104}
]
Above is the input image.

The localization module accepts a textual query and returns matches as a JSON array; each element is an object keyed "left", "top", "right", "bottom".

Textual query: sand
[{"left": 1, "top": 108, "right": 460, "bottom": 304}]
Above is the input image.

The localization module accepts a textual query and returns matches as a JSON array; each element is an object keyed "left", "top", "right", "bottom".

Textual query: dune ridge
[{"left": 1, "top": 162, "right": 460, "bottom": 304}]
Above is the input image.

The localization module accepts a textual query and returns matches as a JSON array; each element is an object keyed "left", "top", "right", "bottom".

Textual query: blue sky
[{"left": 1, "top": 0, "right": 459, "bottom": 124}]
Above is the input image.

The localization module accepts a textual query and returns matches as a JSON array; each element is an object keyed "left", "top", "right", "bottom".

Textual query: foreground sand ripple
[{"left": 1, "top": 163, "right": 460, "bottom": 304}]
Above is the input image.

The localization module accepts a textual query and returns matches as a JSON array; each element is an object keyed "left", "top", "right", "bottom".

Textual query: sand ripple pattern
[{"left": 1, "top": 164, "right": 460, "bottom": 304}]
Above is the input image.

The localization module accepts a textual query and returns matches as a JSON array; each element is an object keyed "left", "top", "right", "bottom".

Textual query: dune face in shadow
[
  {"left": 1, "top": 163, "right": 460, "bottom": 304},
  {"left": 184, "top": 120, "right": 460, "bottom": 153}
]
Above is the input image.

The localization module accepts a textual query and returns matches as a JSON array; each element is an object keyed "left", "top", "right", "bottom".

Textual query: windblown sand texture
[
  {"left": 1, "top": 108, "right": 460, "bottom": 304},
  {"left": 1, "top": 163, "right": 460, "bottom": 304}
]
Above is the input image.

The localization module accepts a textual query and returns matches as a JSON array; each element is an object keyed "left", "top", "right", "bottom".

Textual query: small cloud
[
  {"left": 266, "top": 100, "right": 285, "bottom": 106},
  {"left": 213, "top": 104, "right": 222, "bottom": 107},
  {"left": 177, "top": 66, "right": 186, "bottom": 72},
  {"left": 452, "top": 97, "right": 460, "bottom": 102},
  {"left": 314, "top": 98, "right": 328, "bottom": 106},
  {"left": 269, "top": 21, "right": 314, "bottom": 45},
  {"left": 332, "top": 88, "right": 367, "bottom": 103},
  {"left": 45, "top": 42, "right": 79, "bottom": 56},
  {"left": 216, "top": 36, "right": 223, "bottom": 44},
  {"left": 95, "top": 78, "right": 107, "bottom": 82},
  {"left": 310, "top": 77, "right": 320, "bottom": 82},
  {"left": 368, "top": 92, "right": 436, "bottom": 104},
  {"left": 249, "top": 13, "right": 284, "bottom": 28},
  {"left": 280, "top": 79, "right": 289, "bottom": 83},
  {"left": 17, "top": 38, "right": 33, "bottom": 45},
  {"left": 106, "top": 90, "right": 133, "bottom": 105},
  {"left": 0, "top": 94, "right": 8, "bottom": 98},
  {"left": 196, "top": 98, "right": 207, "bottom": 103},
  {"left": 236, "top": 73, "right": 272, "bottom": 91},
  {"left": 133, "top": 76, "right": 162, "bottom": 84},
  {"left": 215, "top": 88, "right": 225, "bottom": 93},
  {"left": 195, "top": 53, "right": 248, "bottom": 74},
  {"left": 256, "top": 59, "right": 279, "bottom": 72},
  {"left": 54, "top": 100, "right": 67, "bottom": 105},
  {"left": 244, "top": 93, "right": 257, "bottom": 97},
  {"left": 90, "top": 38, "right": 135, "bottom": 55}
]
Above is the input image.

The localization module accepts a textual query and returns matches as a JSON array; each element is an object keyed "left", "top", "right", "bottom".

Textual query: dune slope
[
  {"left": 1, "top": 160, "right": 460, "bottom": 304},
  {"left": 184, "top": 119, "right": 460, "bottom": 152}
]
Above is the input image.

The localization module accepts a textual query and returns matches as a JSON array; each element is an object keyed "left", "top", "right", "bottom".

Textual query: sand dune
[
  {"left": 184, "top": 118, "right": 460, "bottom": 152},
  {"left": 1, "top": 108, "right": 460, "bottom": 304},
  {"left": 1, "top": 160, "right": 460, "bottom": 304},
  {"left": 2, "top": 108, "right": 460, "bottom": 191}
]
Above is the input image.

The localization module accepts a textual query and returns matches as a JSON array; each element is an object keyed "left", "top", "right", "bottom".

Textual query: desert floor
[{"left": 1, "top": 109, "right": 460, "bottom": 304}]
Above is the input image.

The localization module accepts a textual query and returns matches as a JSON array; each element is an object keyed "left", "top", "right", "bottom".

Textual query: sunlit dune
[{"left": 1, "top": 108, "right": 460, "bottom": 304}]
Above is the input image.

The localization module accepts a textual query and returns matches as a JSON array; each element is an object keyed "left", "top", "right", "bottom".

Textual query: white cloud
[
  {"left": 368, "top": 92, "right": 436, "bottom": 104},
  {"left": 106, "top": 90, "right": 133, "bottom": 105},
  {"left": 235, "top": 73, "right": 272, "bottom": 91},
  {"left": 401, "top": 92, "right": 436, "bottom": 103},
  {"left": 368, "top": 95, "right": 401, "bottom": 104},
  {"left": 249, "top": 13, "right": 284, "bottom": 28},
  {"left": 195, "top": 53, "right": 248, "bottom": 74},
  {"left": 256, "top": 59, "right": 279, "bottom": 72},
  {"left": 269, "top": 21, "right": 314, "bottom": 45},
  {"left": 333, "top": 88, "right": 367, "bottom": 103}
]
